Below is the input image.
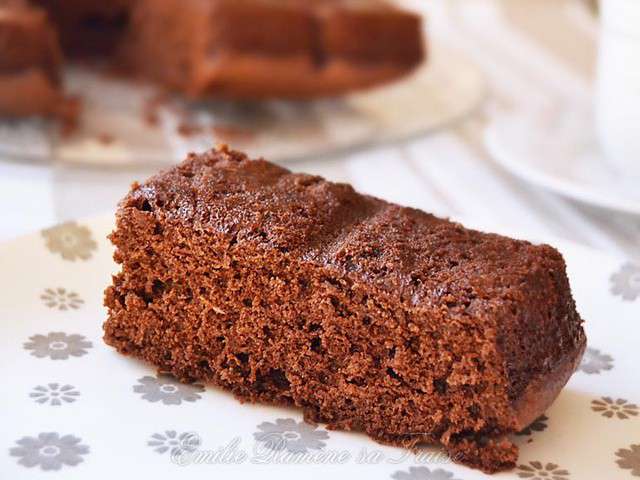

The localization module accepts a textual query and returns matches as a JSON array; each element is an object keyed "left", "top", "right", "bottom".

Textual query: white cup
[{"left": 595, "top": 0, "right": 640, "bottom": 179}]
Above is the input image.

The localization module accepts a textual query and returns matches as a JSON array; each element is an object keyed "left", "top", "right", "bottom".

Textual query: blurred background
[{"left": 1, "top": 0, "right": 638, "bottom": 261}]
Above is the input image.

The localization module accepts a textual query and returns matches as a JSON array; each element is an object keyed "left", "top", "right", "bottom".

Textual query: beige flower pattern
[
  {"left": 42, "top": 222, "right": 97, "bottom": 261},
  {"left": 40, "top": 288, "right": 84, "bottom": 311},
  {"left": 616, "top": 444, "right": 640, "bottom": 477},
  {"left": 517, "top": 461, "right": 570, "bottom": 480},
  {"left": 591, "top": 397, "right": 639, "bottom": 420}
]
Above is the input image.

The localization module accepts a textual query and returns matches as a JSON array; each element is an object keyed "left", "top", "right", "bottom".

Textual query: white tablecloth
[{"left": 1, "top": 0, "right": 638, "bottom": 261}]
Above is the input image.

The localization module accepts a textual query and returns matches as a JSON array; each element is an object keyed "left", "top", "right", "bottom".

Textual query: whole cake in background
[
  {"left": 103, "top": 145, "right": 586, "bottom": 473},
  {"left": 0, "top": 0, "right": 425, "bottom": 122},
  {"left": 0, "top": 1, "right": 69, "bottom": 120}
]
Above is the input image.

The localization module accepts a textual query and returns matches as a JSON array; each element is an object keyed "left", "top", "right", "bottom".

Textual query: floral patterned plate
[{"left": 0, "top": 215, "right": 638, "bottom": 480}]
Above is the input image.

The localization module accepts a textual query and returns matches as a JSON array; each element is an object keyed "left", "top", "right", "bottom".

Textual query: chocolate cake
[
  {"left": 0, "top": 1, "right": 81, "bottom": 126},
  {"left": 124, "top": 0, "right": 425, "bottom": 98},
  {"left": 0, "top": 0, "right": 424, "bottom": 120},
  {"left": 0, "top": 2, "right": 63, "bottom": 117},
  {"left": 31, "top": 0, "right": 132, "bottom": 57},
  {"left": 103, "top": 145, "right": 586, "bottom": 473}
]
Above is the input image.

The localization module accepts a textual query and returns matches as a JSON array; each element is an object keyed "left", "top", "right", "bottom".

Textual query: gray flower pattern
[
  {"left": 516, "top": 414, "right": 549, "bottom": 436},
  {"left": 610, "top": 262, "right": 640, "bottom": 301},
  {"left": 24, "top": 332, "right": 92, "bottom": 360},
  {"left": 40, "top": 288, "right": 84, "bottom": 310},
  {"left": 147, "top": 431, "right": 201, "bottom": 455},
  {"left": 579, "top": 347, "right": 614, "bottom": 374},
  {"left": 30, "top": 383, "right": 80, "bottom": 406},
  {"left": 9, "top": 432, "right": 89, "bottom": 471},
  {"left": 392, "top": 466, "right": 462, "bottom": 480},
  {"left": 133, "top": 374, "right": 204, "bottom": 405},
  {"left": 253, "top": 418, "right": 329, "bottom": 453}
]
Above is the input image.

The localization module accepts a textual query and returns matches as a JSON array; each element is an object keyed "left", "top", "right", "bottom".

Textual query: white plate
[
  {"left": 484, "top": 107, "right": 640, "bottom": 215},
  {"left": 0, "top": 41, "right": 485, "bottom": 168},
  {"left": 0, "top": 214, "right": 638, "bottom": 480}
]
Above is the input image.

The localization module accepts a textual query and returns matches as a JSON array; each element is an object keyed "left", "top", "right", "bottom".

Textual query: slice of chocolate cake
[
  {"left": 103, "top": 146, "right": 586, "bottom": 473},
  {"left": 123, "top": 0, "right": 425, "bottom": 98},
  {"left": 0, "top": 3, "right": 64, "bottom": 117}
]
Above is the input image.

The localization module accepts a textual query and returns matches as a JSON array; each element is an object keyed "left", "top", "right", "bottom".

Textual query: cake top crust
[{"left": 125, "top": 146, "right": 566, "bottom": 314}]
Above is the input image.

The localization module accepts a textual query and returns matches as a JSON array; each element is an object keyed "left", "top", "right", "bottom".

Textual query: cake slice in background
[
  {"left": 0, "top": 2, "right": 64, "bottom": 117},
  {"left": 122, "top": 0, "right": 425, "bottom": 99}
]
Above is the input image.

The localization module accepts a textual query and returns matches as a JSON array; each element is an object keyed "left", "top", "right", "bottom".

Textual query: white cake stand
[{"left": 0, "top": 41, "right": 485, "bottom": 167}]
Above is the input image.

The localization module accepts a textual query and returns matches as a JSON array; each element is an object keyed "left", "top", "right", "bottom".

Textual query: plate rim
[{"left": 484, "top": 119, "right": 640, "bottom": 216}]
